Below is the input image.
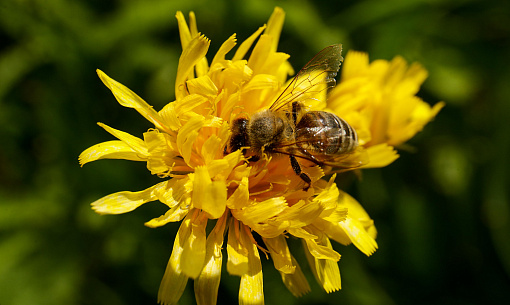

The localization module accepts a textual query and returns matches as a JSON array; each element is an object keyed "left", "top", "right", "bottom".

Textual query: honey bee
[{"left": 225, "top": 44, "right": 365, "bottom": 189}]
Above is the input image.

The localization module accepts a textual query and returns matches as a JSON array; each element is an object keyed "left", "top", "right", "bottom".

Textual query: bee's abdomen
[{"left": 296, "top": 111, "right": 358, "bottom": 155}]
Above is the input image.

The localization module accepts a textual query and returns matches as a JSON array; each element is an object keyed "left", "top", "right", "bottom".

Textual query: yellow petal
[
  {"left": 96, "top": 70, "right": 171, "bottom": 134},
  {"left": 192, "top": 166, "right": 227, "bottom": 219},
  {"left": 362, "top": 143, "right": 399, "bottom": 168},
  {"left": 340, "top": 51, "right": 369, "bottom": 81},
  {"left": 326, "top": 191, "right": 378, "bottom": 256},
  {"left": 91, "top": 181, "right": 167, "bottom": 215},
  {"left": 232, "top": 197, "right": 287, "bottom": 228},
  {"left": 280, "top": 255, "right": 311, "bottom": 297},
  {"left": 274, "top": 200, "right": 325, "bottom": 230},
  {"left": 201, "top": 135, "right": 222, "bottom": 165},
  {"left": 303, "top": 235, "right": 341, "bottom": 262},
  {"left": 264, "top": 235, "right": 295, "bottom": 274},
  {"left": 177, "top": 115, "right": 204, "bottom": 165},
  {"left": 143, "top": 130, "right": 174, "bottom": 175},
  {"left": 145, "top": 178, "right": 193, "bottom": 228},
  {"left": 79, "top": 140, "right": 145, "bottom": 166},
  {"left": 175, "top": 34, "right": 211, "bottom": 99},
  {"left": 227, "top": 177, "right": 250, "bottom": 210},
  {"left": 158, "top": 214, "right": 191, "bottom": 305},
  {"left": 97, "top": 122, "right": 148, "bottom": 156},
  {"left": 226, "top": 220, "right": 249, "bottom": 276},
  {"left": 233, "top": 25, "right": 266, "bottom": 61},
  {"left": 303, "top": 237, "right": 342, "bottom": 293},
  {"left": 338, "top": 218, "right": 378, "bottom": 256},
  {"left": 265, "top": 7, "right": 285, "bottom": 52},
  {"left": 211, "top": 33, "right": 237, "bottom": 67},
  {"left": 194, "top": 215, "right": 227, "bottom": 305},
  {"left": 248, "top": 34, "right": 273, "bottom": 75},
  {"left": 176, "top": 11, "right": 192, "bottom": 49},
  {"left": 238, "top": 225, "right": 264, "bottom": 305},
  {"left": 187, "top": 75, "right": 219, "bottom": 97},
  {"left": 181, "top": 211, "right": 208, "bottom": 278}
]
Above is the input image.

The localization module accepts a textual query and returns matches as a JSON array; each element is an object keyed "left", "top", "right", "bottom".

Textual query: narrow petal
[
  {"left": 158, "top": 215, "right": 192, "bottom": 305},
  {"left": 227, "top": 220, "right": 249, "bottom": 276},
  {"left": 181, "top": 211, "right": 208, "bottom": 278},
  {"left": 187, "top": 75, "right": 219, "bottom": 97},
  {"left": 175, "top": 35, "right": 211, "bottom": 99},
  {"left": 231, "top": 197, "right": 287, "bottom": 228},
  {"left": 79, "top": 140, "right": 145, "bottom": 166},
  {"left": 91, "top": 181, "right": 167, "bottom": 215},
  {"left": 176, "top": 11, "right": 192, "bottom": 49},
  {"left": 324, "top": 191, "right": 378, "bottom": 256},
  {"left": 264, "top": 235, "right": 295, "bottom": 274},
  {"left": 227, "top": 176, "right": 250, "bottom": 210},
  {"left": 338, "top": 218, "right": 378, "bottom": 256},
  {"left": 195, "top": 215, "right": 227, "bottom": 305},
  {"left": 247, "top": 34, "right": 273, "bottom": 75},
  {"left": 97, "top": 122, "right": 148, "bottom": 156},
  {"left": 211, "top": 33, "right": 237, "bottom": 67},
  {"left": 362, "top": 143, "right": 399, "bottom": 168},
  {"left": 145, "top": 177, "right": 193, "bottom": 228},
  {"left": 187, "top": 12, "right": 209, "bottom": 77},
  {"left": 96, "top": 70, "right": 171, "bottom": 134},
  {"left": 238, "top": 225, "right": 264, "bottom": 305},
  {"left": 177, "top": 115, "right": 204, "bottom": 165},
  {"left": 280, "top": 256, "right": 311, "bottom": 297},
  {"left": 192, "top": 166, "right": 227, "bottom": 219},
  {"left": 264, "top": 7, "right": 285, "bottom": 52},
  {"left": 302, "top": 237, "right": 342, "bottom": 293},
  {"left": 233, "top": 25, "right": 266, "bottom": 61}
]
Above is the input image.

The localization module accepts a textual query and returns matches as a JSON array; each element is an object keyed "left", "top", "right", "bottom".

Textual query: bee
[{"left": 225, "top": 44, "right": 365, "bottom": 189}]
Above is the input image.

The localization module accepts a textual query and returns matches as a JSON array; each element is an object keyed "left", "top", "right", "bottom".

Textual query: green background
[{"left": 1, "top": 0, "right": 509, "bottom": 304}]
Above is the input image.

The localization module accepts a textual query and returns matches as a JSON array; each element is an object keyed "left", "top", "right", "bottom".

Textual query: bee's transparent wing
[
  {"left": 271, "top": 145, "right": 368, "bottom": 172},
  {"left": 270, "top": 44, "right": 343, "bottom": 112},
  {"left": 318, "top": 147, "right": 368, "bottom": 171}
]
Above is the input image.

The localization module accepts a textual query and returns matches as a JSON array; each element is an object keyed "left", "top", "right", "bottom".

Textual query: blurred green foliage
[{"left": 1, "top": 0, "right": 509, "bottom": 304}]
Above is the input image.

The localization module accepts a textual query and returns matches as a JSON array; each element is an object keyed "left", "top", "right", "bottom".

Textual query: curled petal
[
  {"left": 238, "top": 225, "right": 264, "bottom": 305},
  {"left": 211, "top": 33, "right": 237, "bottom": 67},
  {"left": 280, "top": 255, "right": 311, "bottom": 297},
  {"left": 192, "top": 167, "right": 227, "bottom": 219},
  {"left": 175, "top": 34, "right": 211, "bottom": 99},
  {"left": 233, "top": 25, "right": 266, "bottom": 61},
  {"left": 325, "top": 191, "right": 378, "bottom": 256},
  {"left": 195, "top": 215, "right": 227, "bottom": 305},
  {"left": 158, "top": 214, "right": 192, "bottom": 305},
  {"left": 91, "top": 181, "right": 167, "bottom": 215},
  {"left": 302, "top": 235, "right": 342, "bottom": 293},
  {"left": 265, "top": 7, "right": 285, "bottom": 52},
  {"left": 97, "top": 123, "right": 148, "bottom": 156},
  {"left": 181, "top": 211, "right": 208, "bottom": 278},
  {"left": 96, "top": 70, "right": 171, "bottom": 134},
  {"left": 362, "top": 143, "right": 399, "bottom": 168},
  {"left": 79, "top": 140, "right": 145, "bottom": 166},
  {"left": 264, "top": 235, "right": 295, "bottom": 274},
  {"left": 226, "top": 220, "right": 249, "bottom": 276}
]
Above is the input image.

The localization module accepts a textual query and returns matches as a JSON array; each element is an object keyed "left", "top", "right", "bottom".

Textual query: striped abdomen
[{"left": 295, "top": 111, "right": 358, "bottom": 156}]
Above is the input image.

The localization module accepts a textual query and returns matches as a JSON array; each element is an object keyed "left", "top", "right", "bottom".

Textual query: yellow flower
[
  {"left": 79, "top": 7, "right": 440, "bottom": 305},
  {"left": 327, "top": 51, "right": 445, "bottom": 168}
]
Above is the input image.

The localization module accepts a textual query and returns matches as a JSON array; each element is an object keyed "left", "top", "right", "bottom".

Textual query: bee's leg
[
  {"left": 289, "top": 154, "right": 311, "bottom": 190},
  {"left": 292, "top": 102, "right": 301, "bottom": 124}
]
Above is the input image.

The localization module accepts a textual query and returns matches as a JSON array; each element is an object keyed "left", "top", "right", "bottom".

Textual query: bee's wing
[
  {"left": 270, "top": 44, "right": 343, "bottom": 112},
  {"left": 272, "top": 145, "right": 368, "bottom": 171},
  {"left": 318, "top": 147, "right": 368, "bottom": 171}
]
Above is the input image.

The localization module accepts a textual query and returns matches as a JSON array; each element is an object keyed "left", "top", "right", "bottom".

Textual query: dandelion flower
[
  {"left": 79, "top": 7, "right": 441, "bottom": 305},
  {"left": 327, "top": 51, "right": 445, "bottom": 168}
]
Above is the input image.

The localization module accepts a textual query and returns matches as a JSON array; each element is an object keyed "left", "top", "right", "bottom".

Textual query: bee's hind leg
[{"left": 289, "top": 154, "right": 311, "bottom": 191}]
